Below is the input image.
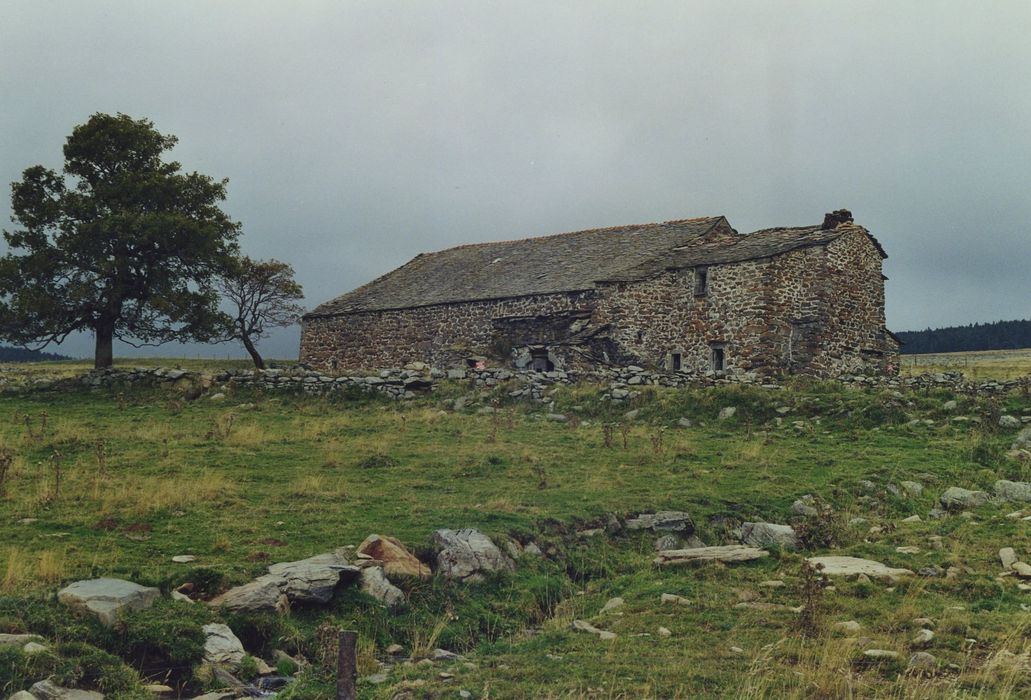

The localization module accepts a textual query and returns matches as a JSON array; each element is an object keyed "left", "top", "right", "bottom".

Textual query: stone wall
[{"left": 300, "top": 291, "right": 596, "bottom": 371}]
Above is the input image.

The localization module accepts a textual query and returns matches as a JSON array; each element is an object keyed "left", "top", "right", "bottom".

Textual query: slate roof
[{"left": 307, "top": 217, "right": 879, "bottom": 317}]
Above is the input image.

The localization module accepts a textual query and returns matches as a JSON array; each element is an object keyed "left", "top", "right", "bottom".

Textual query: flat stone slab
[
  {"left": 57, "top": 577, "right": 160, "bottom": 626},
  {"left": 807, "top": 556, "right": 913, "bottom": 579},
  {"left": 654, "top": 545, "right": 769, "bottom": 566},
  {"left": 210, "top": 575, "right": 288, "bottom": 613},
  {"left": 0, "top": 633, "right": 44, "bottom": 647}
]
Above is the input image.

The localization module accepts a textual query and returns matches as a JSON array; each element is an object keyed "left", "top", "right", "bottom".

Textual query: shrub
[{"left": 50, "top": 641, "right": 139, "bottom": 694}]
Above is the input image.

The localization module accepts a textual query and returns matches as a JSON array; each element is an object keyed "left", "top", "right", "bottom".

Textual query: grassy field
[
  {"left": 901, "top": 348, "right": 1031, "bottom": 381},
  {"left": 0, "top": 362, "right": 1030, "bottom": 698}
]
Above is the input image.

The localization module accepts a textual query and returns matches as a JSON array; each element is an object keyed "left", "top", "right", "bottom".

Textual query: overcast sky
[{"left": 2, "top": 1, "right": 1029, "bottom": 360}]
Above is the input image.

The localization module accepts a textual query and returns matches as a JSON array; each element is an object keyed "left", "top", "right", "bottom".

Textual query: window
[
  {"left": 694, "top": 266, "right": 709, "bottom": 296},
  {"left": 711, "top": 344, "right": 725, "bottom": 372},
  {"left": 671, "top": 352, "right": 682, "bottom": 371}
]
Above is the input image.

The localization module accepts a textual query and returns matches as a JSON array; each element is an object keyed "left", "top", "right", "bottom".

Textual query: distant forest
[
  {"left": 896, "top": 319, "right": 1031, "bottom": 355},
  {"left": 0, "top": 345, "right": 71, "bottom": 362}
]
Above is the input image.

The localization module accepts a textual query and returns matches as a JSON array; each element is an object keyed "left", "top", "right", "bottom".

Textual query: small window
[
  {"left": 671, "top": 352, "right": 682, "bottom": 371},
  {"left": 711, "top": 344, "right": 725, "bottom": 372},
  {"left": 694, "top": 266, "right": 708, "bottom": 296},
  {"left": 636, "top": 330, "right": 644, "bottom": 343}
]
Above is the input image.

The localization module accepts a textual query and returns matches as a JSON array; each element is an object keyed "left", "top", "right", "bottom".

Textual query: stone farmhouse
[{"left": 300, "top": 209, "right": 900, "bottom": 377}]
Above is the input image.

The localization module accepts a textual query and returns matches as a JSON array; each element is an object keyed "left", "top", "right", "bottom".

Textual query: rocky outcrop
[
  {"left": 806, "top": 556, "right": 913, "bottom": 579},
  {"left": 432, "top": 529, "right": 515, "bottom": 581},
  {"left": 994, "top": 480, "right": 1031, "bottom": 503},
  {"left": 625, "top": 511, "right": 694, "bottom": 533},
  {"left": 740, "top": 522, "right": 799, "bottom": 550},
  {"left": 202, "top": 623, "right": 246, "bottom": 668},
  {"left": 57, "top": 578, "right": 160, "bottom": 626},
  {"left": 266, "top": 551, "right": 359, "bottom": 603},
  {"left": 210, "top": 576, "right": 289, "bottom": 614},
  {"left": 356, "top": 534, "right": 431, "bottom": 578}
]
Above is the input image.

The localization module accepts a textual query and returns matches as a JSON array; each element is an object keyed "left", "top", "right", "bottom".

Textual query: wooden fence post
[{"left": 336, "top": 629, "right": 358, "bottom": 700}]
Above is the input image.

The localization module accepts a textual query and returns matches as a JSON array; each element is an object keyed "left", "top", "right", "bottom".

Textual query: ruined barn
[{"left": 300, "top": 210, "right": 899, "bottom": 377}]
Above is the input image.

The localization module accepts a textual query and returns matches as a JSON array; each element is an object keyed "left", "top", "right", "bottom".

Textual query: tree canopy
[
  {"left": 0, "top": 113, "right": 240, "bottom": 367},
  {"left": 216, "top": 256, "right": 304, "bottom": 369}
]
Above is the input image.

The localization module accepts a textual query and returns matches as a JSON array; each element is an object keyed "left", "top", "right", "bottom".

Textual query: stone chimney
[{"left": 821, "top": 209, "right": 853, "bottom": 230}]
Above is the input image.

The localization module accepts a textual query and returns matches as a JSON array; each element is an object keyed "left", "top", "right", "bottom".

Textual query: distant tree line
[
  {"left": 0, "top": 346, "right": 70, "bottom": 362},
  {"left": 896, "top": 319, "right": 1031, "bottom": 354}
]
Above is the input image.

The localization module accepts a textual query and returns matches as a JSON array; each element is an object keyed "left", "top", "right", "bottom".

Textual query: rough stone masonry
[{"left": 300, "top": 210, "right": 900, "bottom": 378}]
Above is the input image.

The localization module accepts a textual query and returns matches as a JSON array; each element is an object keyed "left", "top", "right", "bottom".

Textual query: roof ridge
[{"left": 413, "top": 216, "right": 723, "bottom": 257}]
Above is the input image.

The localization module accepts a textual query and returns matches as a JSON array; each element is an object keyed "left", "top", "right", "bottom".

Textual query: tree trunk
[
  {"left": 94, "top": 322, "right": 114, "bottom": 369},
  {"left": 241, "top": 333, "right": 265, "bottom": 369}
]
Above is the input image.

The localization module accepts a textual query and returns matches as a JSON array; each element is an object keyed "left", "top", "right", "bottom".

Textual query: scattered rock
[
  {"left": 210, "top": 576, "right": 289, "bottom": 614},
  {"left": 360, "top": 566, "right": 405, "bottom": 608},
  {"left": 171, "top": 555, "right": 197, "bottom": 563},
  {"left": 432, "top": 648, "right": 459, "bottom": 661},
  {"left": 1012, "top": 562, "right": 1031, "bottom": 579},
  {"left": 790, "top": 495, "right": 819, "bottom": 517},
  {"left": 432, "top": 529, "right": 515, "bottom": 581},
  {"left": 912, "top": 628, "right": 934, "bottom": 647},
  {"left": 600, "top": 597, "right": 624, "bottom": 613},
  {"left": 833, "top": 620, "right": 862, "bottom": 634},
  {"left": 1000, "top": 547, "right": 1018, "bottom": 570},
  {"left": 357, "top": 534, "right": 431, "bottom": 579},
  {"left": 28, "top": 681, "right": 103, "bottom": 700},
  {"left": 660, "top": 593, "right": 690, "bottom": 605},
  {"left": 806, "top": 556, "right": 913, "bottom": 579},
  {"left": 0, "top": 633, "right": 44, "bottom": 647},
  {"left": 895, "top": 546, "right": 921, "bottom": 554},
  {"left": 900, "top": 481, "right": 924, "bottom": 497},
  {"left": 863, "top": 649, "right": 899, "bottom": 660},
  {"left": 655, "top": 545, "right": 769, "bottom": 566},
  {"left": 901, "top": 515, "right": 921, "bottom": 523},
  {"left": 994, "top": 480, "right": 1031, "bottom": 503},
  {"left": 267, "top": 551, "right": 359, "bottom": 603},
  {"left": 654, "top": 534, "right": 681, "bottom": 551},
  {"left": 626, "top": 511, "right": 694, "bottom": 533},
  {"left": 740, "top": 522, "right": 799, "bottom": 550},
  {"left": 57, "top": 578, "right": 160, "bottom": 626},
  {"left": 1000, "top": 415, "right": 1021, "bottom": 429},
  {"left": 571, "top": 619, "right": 616, "bottom": 640},
  {"left": 939, "top": 487, "right": 991, "bottom": 510},
  {"left": 657, "top": 626, "right": 672, "bottom": 638},
  {"left": 718, "top": 407, "right": 737, "bottom": 420},
  {"left": 908, "top": 651, "right": 937, "bottom": 671},
  {"left": 203, "top": 623, "right": 246, "bottom": 668}
]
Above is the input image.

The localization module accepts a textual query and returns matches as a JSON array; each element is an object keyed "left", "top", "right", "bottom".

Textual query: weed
[
  {"left": 0, "top": 449, "right": 12, "bottom": 498},
  {"left": 798, "top": 560, "right": 829, "bottom": 637}
]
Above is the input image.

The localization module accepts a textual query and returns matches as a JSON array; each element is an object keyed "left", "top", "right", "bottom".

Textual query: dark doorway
[
  {"left": 531, "top": 349, "right": 554, "bottom": 372},
  {"left": 671, "top": 352, "right": 682, "bottom": 371}
]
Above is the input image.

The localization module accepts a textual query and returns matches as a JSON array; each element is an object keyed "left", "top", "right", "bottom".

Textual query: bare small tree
[{"left": 217, "top": 256, "right": 305, "bottom": 369}]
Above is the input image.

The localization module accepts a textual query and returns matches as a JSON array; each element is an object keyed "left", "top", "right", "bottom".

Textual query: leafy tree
[
  {"left": 0, "top": 113, "right": 240, "bottom": 367},
  {"left": 217, "top": 256, "right": 304, "bottom": 369}
]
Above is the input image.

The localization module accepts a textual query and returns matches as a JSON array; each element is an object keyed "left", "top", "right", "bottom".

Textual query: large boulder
[
  {"left": 995, "top": 480, "right": 1031, "bottom": 503},
  {"left": 806, "top": 556, "right": 913, "bottom": 579},
  {"left": 939, "top": 486, "right": 991, "bottom": 510},
  {"left": 356, "top": 535, "right": 431, "bottom": 579},
  {"left": 57, "top": 578, "right": 160, "bottom": 626},
  {"left": 28, "top": 681, "right": 103, "bottom": 700},
  {"left": 431, "top": 529, "right": 515, "bottom": 581},
  {"left": 202, "top": 623, "right": 245, "bottom": 668},
  {"left": 266, "top": 551, "right": 359, "bottom": 603},
  {"left": 360, "top": 566, "right": 405, "bottom": 608},
  {"left": 210, "top": 576, "right": 289, "bottom": 614},
  {"left": 740, "top": 522, "right": 799, "bottom": 551}
]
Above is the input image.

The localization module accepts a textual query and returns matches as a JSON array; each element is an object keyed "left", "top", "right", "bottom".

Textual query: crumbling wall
[{"left": 299, "top": 291, "right": 598, "bottom": 371}]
